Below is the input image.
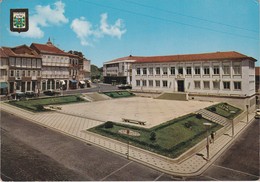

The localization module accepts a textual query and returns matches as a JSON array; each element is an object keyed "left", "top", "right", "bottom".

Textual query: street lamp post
[
  {"left": 246, "top": 105, "right": 249, "bottom": 124},
  {"left": 126, "top": 129, "right": 130, "bottom": 159},
  {"left": 203, "top": 122, "right": 212, "bottom": 161},
  {"left": 230, "top": 111, "right": 236, "bottom": 137}
]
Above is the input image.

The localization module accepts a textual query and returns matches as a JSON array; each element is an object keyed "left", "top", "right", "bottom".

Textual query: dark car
[
  {"left": 43, "top": 89, "right": 60, "bottom": 96},
  {"left": 25, "top": 91, "right": 36, "bottom": 98},
  {"left": 118, "top": 84, "right": 132, "bottom": 89}
]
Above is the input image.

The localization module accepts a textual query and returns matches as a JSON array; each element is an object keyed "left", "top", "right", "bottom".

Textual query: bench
[
  {"left": 47, "top": 105, "right": 62, "bottom": 110},
  {"left": 122, "top": 118, "right": 146, "bottom": 125}
]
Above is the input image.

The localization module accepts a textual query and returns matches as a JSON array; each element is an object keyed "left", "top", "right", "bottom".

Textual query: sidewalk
[{"left": 0, "top": 102, "right": 255, "bottom": 176}]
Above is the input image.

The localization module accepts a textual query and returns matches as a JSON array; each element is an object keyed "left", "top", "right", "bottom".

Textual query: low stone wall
[
  {"left": 156, "top": 92, "right": 188, "bottom": 101},
  {"left": 189, "top": 94, "right": 256, "bottom": 113}
]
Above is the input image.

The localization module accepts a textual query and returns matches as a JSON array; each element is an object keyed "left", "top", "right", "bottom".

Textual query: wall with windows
[
  {"left": 103, "top": 60, "right": 134, "bottom": 84},
  {"left": 132, "top": 59, "right": 255, "bottom": 97}
]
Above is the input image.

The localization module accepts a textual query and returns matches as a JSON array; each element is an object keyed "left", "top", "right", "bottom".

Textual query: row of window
[
  {"left": 10, "top": 70, "right": 41, "bottom": 77},
  {"left": 136, "top": 80, "right": 242, "bottom": 90},
  {"left": 9, "top": 57, "right": 42, "bottom": 68},
  {"left": 43, "top": 55, "right": 69, "bottom": 61},
  {"left": 136, "top": 65, "right": 241, "bottom": 76}
]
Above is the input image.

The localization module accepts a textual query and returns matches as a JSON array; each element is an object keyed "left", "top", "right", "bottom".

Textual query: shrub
[
  {"left": 210, "top": 107, "right": 216, "bottom": 112},
  {"left": 196, "top": 113, "right": 202, "bottom": 119},
  {"left": 35, "top": 105, "right": 44, "bottom": 111},
  {"left": 104, "top": 121, "right": 114, "bottom": 129},
  {"left": 184, "top": 122, "right": 192, "bottom": 128},
  {"left": 150, "top": 131, "right": 156, "bottom": 141},
  {"left": 76, "top": 97, "right": 83, "bottom": 101}
]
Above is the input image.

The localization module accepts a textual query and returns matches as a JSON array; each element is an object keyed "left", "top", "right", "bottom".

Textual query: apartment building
[
  {"left": 67, "top": 51, "right": 91, "bottom": 88},
  {"left": 30, "top": 40, "right": 70, "bottom": 91},
  {"left": 0, "top": 48, "right": 9, "bottom": 94},
  {"left": 0, "top": 45, "right": 42, "bottom": 94},
  {"left": 256, "top": 67, "right": 260, "bottom": 94},
  {"left": 130, "top": 51, "right": 256, "bottom": 110},
  {"left": 103, "top": 56, "right": 137, "bottom": 84},
  {"left": 83, "top": 58, "right": 91, "bottom": 80},
  {"left": 132, "top": 51, "right": 256, "bottom": 96}
]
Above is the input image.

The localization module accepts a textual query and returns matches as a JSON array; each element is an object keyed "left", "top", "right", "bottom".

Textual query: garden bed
[
  {"left": 8, "top": 95, "right": 85, "bottom": 112},
  {"left": 89, "top": 114, "right": 222, "bottom": 158},
  {"left": 206, "top": 103, "right": 242, "bottom": 119},
  {"left": 103, "top": 91, "right": 135, "bottom": 98}
]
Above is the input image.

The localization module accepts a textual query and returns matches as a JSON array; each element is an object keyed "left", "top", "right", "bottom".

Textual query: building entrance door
[{"left": 177, "top": 80, "right": 185, "bottom": 92}]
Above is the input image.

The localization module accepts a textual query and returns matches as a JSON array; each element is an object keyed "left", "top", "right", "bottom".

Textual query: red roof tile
[
  {"left": 30, "top": 42, "right": 68, "bottom": 56},
  {"left": 0, "top": 47, "right": 8, "bottom": 58},
  {"left": 1, "top": 45, "right": 41, "bottom": 58},
  {"left": 106, "top": 51, "right": 256, "bottom": 64},
  {"left": 104, "top": 55, "right": 145, "bottom": 64},
  {"left": 134, "top": 51, "right": 257, "bottom": 63}
]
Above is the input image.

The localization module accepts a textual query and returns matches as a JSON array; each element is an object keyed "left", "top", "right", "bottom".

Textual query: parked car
[
  {"left": 118, "top": 84, "right": 132, "bottom": 89},
  {"left": 255, "top": 109, "right": 260, "bottom": 119},
  {"left": 43, "top": 89, "right": 60, "bottom": 96},
  {"left": 11, "top": 91, "right": 26, "bottom": 100},
  {"left": 25, "top": 91, "right": 36, "bottom": 98}
]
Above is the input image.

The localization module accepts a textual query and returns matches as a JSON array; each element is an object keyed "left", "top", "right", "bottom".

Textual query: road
[
  {"left": 1, "top": 111, "right": 259, "bottom": 180},
  {"left": 0, "top": 111, "right": 173, "bottom": 181}
]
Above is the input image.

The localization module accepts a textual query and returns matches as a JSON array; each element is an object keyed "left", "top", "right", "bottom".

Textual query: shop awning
[
  {"left": 79, "top": 81, "right": 85, "bottom": 84},
  {"left": 70, "top": 80, "right": 78, "bottom": 83},
  {"left": 60, "top": 80, "right": 66, "bottom": 85},
  {"left": 0, "top": 82, "right": 8, "bottom": 89}
]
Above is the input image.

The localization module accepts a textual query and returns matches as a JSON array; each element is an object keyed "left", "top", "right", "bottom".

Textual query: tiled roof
[
  {"left": 104, "top": 55, "right": 145, "bottom": 64},
  {"left": 30, "top": 42, "right": 68, "bottom": 56},
  {"left": 133, "top": 51, "right": 257, "bottom": 63},
  {"left": 256, "top": 67, "right": 260, "bottom": 76},
  {"left": 106, "top": 51, "right": 256, "bottom": 64},
  {"left": 0, "top": 46, "right": 41, "bottom": 58},
  {"left": 0, "top": 47, "right": 8, "bottom": 58}
]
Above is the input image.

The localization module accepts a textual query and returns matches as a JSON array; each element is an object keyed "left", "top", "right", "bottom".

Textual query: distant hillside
[{"left": 91, "top": 65, "right": 103, "bottom": 80}]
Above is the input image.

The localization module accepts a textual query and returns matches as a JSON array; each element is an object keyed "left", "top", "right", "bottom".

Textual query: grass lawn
[
  {"left": 8, "top": 95, "right": 85, "bottom": 112},
  {"left": 206, "top": 103, "right": 242, "bottom": 119},
  {"left": 89, "top": 114, "right": 222, "bottom": 158},
  {"left": 103, "top": 91, "right": 135, "bottom": 98}
]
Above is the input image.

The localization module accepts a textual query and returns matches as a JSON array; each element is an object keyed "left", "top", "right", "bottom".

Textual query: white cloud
[
  {"left": 70, "top": 17, "right": 93, "bottom": 46},
  {"left": 10, "top": 1, "right": 68, "bottom": 39},
  {"left": 100, "top": 13, "right": 126, "bottom": 39},
  {"left": 71, "top": 13, "right": 126, "bottom": 46}
]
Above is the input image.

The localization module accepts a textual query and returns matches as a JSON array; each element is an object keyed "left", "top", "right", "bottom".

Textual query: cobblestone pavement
[{"left": 0, "top": 102, "right": 255, "bottom": 176}]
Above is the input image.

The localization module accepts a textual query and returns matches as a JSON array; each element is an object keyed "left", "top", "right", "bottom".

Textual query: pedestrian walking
[{"left": 211, "top": 131, "right": 215, "bottom": 144}]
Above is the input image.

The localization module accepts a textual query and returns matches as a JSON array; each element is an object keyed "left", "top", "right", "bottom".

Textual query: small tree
[
  {"left": 150, "top": 132, "right": 156, "bottom": 141},
  {"left": 104, "top": 121, "right": 114, "bottom": 129},
  {"left": 196, "top": 113, "right": 202, "bottom": 119},
  {"left": 36, "top": 105, "right": 44, "bottom": 111},
  {"left": 210, "top": 107, "right": 216, "bottom": 112}
]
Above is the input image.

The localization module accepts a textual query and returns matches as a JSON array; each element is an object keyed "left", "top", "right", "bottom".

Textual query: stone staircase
[
  {"left": 155, "top": 92, "right": 188, "bottom": 101},
  {"left": 82, "top": 92, "right": 111, "bottom": 102},
  {"left": 196, "top": 109, "right": 230, "bottom": 127}
]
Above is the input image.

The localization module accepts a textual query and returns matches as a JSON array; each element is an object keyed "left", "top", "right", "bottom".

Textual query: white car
[{"left": 255, "top": 109, "right": 260, "bottom": 119}]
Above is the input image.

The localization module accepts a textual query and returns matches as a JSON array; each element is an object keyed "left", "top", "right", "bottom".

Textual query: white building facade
[
  {"left": 103, "top": 56, "right": 139, "bottom": 84},
  {"left": 131, "top": 52, "right": 256, "bottom": 97},
  {"left": 31, "top": 40, "right": 70, "bottom": 90}
]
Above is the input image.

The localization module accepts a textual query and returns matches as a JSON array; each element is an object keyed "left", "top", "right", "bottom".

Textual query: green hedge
[
  {"left": 89, "top": 114, "right": 222, "bottom": 158},
  {"left": 103, "top": 91, "right": 135, "bottom": 98},
  {"left": 8, "top": 95, "right": 85, "bottom": 112}
]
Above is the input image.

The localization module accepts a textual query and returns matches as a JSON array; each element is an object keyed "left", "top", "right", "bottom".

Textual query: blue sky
[{"left": 0, "top": 0, "right": 259, "bottom": 67}]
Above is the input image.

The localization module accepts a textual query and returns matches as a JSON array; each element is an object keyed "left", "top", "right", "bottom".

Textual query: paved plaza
[
  {"left": 0, "top": 97, "right": 256, "bottom": 176},
  {"left": 56, "top": 97, "right": 216, "bottom": 128}
]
